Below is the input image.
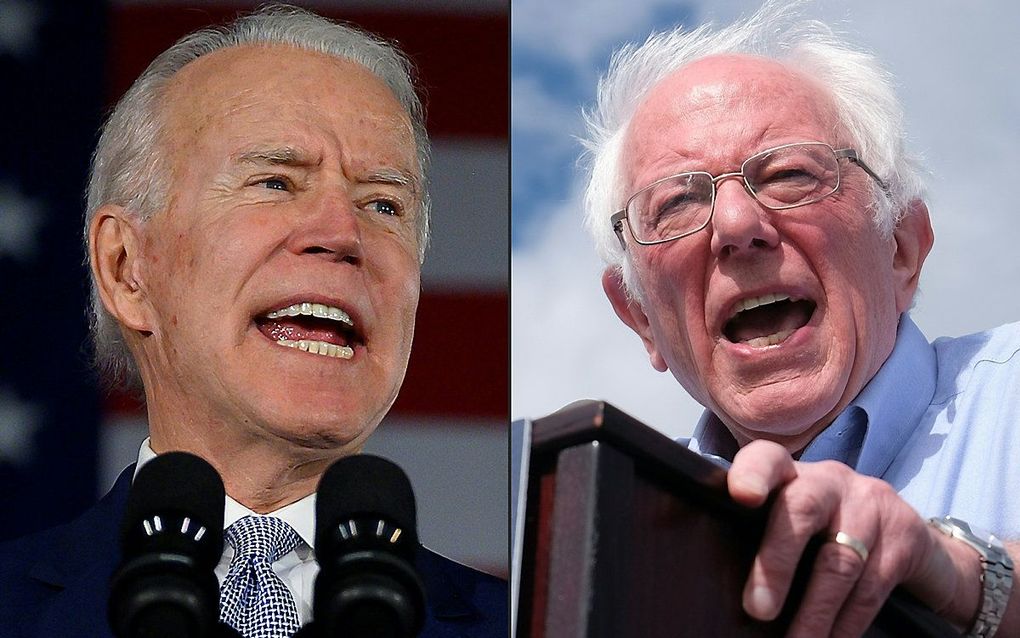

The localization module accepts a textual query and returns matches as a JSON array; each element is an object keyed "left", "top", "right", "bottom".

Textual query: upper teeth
[
  {"left": 733, "top": 293, "right": 790, "bottom": 315},
  {"left": 266, "top": 302, "right": 352, "bottom": 326}
]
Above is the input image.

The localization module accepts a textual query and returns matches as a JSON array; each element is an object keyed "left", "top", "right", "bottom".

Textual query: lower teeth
[
  {"left": 276, "top": 338, "right": 353, "bottom": 359},
  {"left": 743, "top": 329, "right": 795, "bottom": 348}
]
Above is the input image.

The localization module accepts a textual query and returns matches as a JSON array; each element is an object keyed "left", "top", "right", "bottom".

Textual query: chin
[
  {"left": 251, "top": 397, "right": 383, "bottom": 450},
  {"left": 272, "top": 420, "right": 375, "bottom": 454},
  {"left": 716, "top": 384, "right": 841, "bottom": 445}
]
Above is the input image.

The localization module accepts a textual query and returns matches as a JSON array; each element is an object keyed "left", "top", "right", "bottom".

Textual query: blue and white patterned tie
[{"left": 219, "top": 515, "right": 302, "bottom": 638}]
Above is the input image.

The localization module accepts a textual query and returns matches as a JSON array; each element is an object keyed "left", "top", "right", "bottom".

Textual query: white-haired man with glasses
[{"left": 585, "top": 5, "right": 1018, "bottom": 638}]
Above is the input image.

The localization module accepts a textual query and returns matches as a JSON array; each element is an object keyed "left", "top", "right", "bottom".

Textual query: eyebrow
[
  {"left": 235, "top": 146, "right": 317, "bottom": 167},
  {"left": 233, "top": 147, "right": 421, "bottom": 195},
  {"left": 364, "top": 168, "right": 422, "bottom": 197}
]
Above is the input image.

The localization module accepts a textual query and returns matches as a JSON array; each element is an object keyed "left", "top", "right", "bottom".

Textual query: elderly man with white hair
[
  {"left": 584, "top": 4, "right": 1018, "bottom": 637},
  {"left": 0, "top": 6, "right": 505, "bottom": 638}
]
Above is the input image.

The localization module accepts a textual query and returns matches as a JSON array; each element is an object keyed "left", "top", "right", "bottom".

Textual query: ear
[
  {"left": 601, "top": 267, "right": 668, "bottom": 372},
  {"left": 891, "top": 199, "right": 934, "bottom": 313},
  {"left": 89, "top": 205, "right": 153, "bottom": 333}
]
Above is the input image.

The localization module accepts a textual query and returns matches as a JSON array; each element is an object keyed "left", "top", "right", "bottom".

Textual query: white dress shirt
[{"left": 135, "top": 440, "right": 321, "bottom": 624}]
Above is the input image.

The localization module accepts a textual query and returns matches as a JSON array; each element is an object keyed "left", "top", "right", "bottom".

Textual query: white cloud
[
  {"left": 511, "top": 75, "right": 581, "bottom": 139},
  {"left": 511, "top": 190, "right": 705, "bottom": 438},
  {"left": 512, "top": 0, "right": 685, "bottom": 70}
]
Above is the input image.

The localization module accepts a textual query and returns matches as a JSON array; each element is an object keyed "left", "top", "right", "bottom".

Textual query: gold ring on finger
[{"left": 827, "top": 531, "right": 870, "bottom": 563}]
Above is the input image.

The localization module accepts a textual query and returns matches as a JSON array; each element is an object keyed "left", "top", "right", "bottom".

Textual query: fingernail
[{"left": 746, "top": 585, "right": 779, "bottom": 620}]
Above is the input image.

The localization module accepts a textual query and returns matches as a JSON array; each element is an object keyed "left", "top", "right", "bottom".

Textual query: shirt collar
[
  {"left": 828, "top": 314, "right": 937, "bottom": 477},
  {"left": 688, "top": 410, "right": 738, "bottom": 465},
  {"left": 689, "top": 314, "right": 937, "bottom": 476},
  {"left": 135, "top": 440, "right": 317, "bottom": 549}
]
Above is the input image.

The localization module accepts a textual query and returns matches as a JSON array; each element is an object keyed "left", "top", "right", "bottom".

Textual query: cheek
[
  {"left": 387, "top": 269, "right": 419, "bottom": 331},
  {"left": 635, "top": 250, "right": 710, "bottom": 372},
  {"left": 194, "top": 213, "right": 285, "bottom": 293},
  {"left": 823, "top": 228, "right": 897, "bottom": 313},
  {"left": 144, "top": 219, "right": 256, "bottom": 331},
  {"left": 365, "top": 235, "right": 421, "bottom": 335},
  {"left": 808, "top": 220, "right": 900, "bottom": 372},
  {"left": 141, "top": 226, "right": 194, "bottom": 307},
  {"left": 639, "top": 247, "right": 707, "bottom": 332},
  {"left": 394, "top": 267, "right": 421, "bottom": 336}
]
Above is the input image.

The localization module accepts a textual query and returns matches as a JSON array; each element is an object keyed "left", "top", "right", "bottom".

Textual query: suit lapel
[
  {"left": 27, "top": 466, "right": 133, "bottom": 638},
  {"left": 416, "top": 546, "right": 479, "bottom": 622}
]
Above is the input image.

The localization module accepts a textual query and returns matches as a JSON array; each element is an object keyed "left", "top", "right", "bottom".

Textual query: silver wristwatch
[{"left": 928, "top": 516, "right": 1014, "bottom": 638}]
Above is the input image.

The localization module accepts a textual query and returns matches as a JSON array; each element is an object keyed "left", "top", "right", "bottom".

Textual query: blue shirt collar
[{"left": 688, "top": 315, "right": 937, "bottom": 476}]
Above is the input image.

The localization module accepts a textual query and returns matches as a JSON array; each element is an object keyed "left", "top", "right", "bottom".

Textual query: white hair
[
  {"left": 580, "top": 1, "right": 926, "bottom": 295},
  {"left": 85, "top": 4, "right": 430, "bottom": 390}
]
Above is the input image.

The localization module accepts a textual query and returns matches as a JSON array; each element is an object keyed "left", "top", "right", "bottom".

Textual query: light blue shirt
[{"left": 688, "top": 315, "right": 1020, "bottom": 539}]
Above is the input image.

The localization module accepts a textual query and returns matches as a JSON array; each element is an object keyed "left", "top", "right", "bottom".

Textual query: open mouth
[
  {"left": 722, "top": 293, "right": 817, "bottom": 348},
  {"left": 254, "top": 302, "right": 362, "bottom": 360}
]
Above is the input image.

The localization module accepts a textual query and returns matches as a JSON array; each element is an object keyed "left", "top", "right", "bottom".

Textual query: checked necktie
[{"left": 219, "top": 515, "right": 302, "bottom": 638}]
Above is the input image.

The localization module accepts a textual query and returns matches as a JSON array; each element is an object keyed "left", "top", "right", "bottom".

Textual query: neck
[{"left": 145, "top": 410, "right": 354, "bottom": 514}]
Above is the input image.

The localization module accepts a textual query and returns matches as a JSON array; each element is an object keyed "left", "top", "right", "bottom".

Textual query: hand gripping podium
[{"left": 514, "top": 401, "right": 960, "bottom": 638}]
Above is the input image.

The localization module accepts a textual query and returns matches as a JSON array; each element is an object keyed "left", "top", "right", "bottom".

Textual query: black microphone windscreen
[
  {"left": 312, "top": 455, "right": 426, "bottom": 637},
  {"left": 315, "top": 455, "right": 418, "bottom": 546},
  {"left": 122, "top": 451, "right": 226, "bottom": 559},
  {"left": 111, "top": 452, "right": 226, "bottom": 636}
]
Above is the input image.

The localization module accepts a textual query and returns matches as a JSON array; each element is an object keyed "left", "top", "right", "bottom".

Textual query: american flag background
[{"left": 0, "top": 0, "right": 508, "bottom": 577}]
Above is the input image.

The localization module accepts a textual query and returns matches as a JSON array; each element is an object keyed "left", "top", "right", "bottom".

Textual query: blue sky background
[
  {"left": 512, "top": 3, "right": 696, "bottom": 244},
  {"left": 511, "top": 0, "right": 1020, "bottom": 438}
]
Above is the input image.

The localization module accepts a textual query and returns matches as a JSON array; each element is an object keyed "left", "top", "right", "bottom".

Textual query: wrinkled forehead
[
  {"left": 621, "top": 54, "right": 840, "bottom": 185},
  {"left": 159, "top": 44, "right": 418, "bottom": 171}
]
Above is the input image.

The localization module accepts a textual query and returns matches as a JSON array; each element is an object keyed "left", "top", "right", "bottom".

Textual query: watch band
[{"left": 928, "top": 516, "right": 1014, "bottom": 638}]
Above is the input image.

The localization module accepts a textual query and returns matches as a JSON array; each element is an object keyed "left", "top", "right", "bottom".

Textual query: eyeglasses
[{"left": 610, "top": 141, "right": 887, "bottom": 248}]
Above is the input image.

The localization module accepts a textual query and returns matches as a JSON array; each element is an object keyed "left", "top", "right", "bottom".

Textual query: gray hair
[
  {"left": 86, "top": 4, "right": 430, "bottom": 389},
  {"left": 581, "top": 1, "right": 926, "bottom": 295}
]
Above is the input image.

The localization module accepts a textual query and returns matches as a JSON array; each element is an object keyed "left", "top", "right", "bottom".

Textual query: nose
[
  {"left": 709, "top": 176, "right": 780, "bottom": 257},
  {"left": 286, "top": 190, "right": 363, "bottom": 265}
]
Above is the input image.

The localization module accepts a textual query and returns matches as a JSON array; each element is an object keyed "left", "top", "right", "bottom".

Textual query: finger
[
  {"left": 728, "top": 439, "right": 797, "bottom": 507},
  {"left": 742, "top": 463, "right": 846, "bottom": 620},
  {"left": 786, "top": 527, "right": 877, "bottom": 638},
  {"left": 829, "top": 565, "right": 894, "bottom": 638},
  {"left": 829, "top": 511, "right": 931, "bottom": 638}
]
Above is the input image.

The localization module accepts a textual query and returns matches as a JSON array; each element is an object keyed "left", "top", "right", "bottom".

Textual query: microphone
[
  {"left": 305, "top": 455, "right": 426, "bottom": 638},
  {"left": 108, "top": 451, "right": 232, "bottom": 638}
]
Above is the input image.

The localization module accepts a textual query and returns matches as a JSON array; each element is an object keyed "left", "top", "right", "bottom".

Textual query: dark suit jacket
[{"left": 0, "top": 466, "right": 507, "bottom": 637}]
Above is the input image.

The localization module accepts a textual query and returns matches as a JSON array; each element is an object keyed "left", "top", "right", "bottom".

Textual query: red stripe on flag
[
  {"left": 392, "top": 290, "right": 507, "bottom": 419},
  {"left": 106, "top": 6, "right": 508, "bottom": 139},
  {"left": 102, "top": 290, "right": 508, "bottom": 420}
]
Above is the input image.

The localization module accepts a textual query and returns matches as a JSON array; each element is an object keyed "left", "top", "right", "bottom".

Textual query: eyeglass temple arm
[
  {"left": 610, "top": 211, "right": 628, "bottom": 250},
  {"left": 835, "top": 148, "right": 890, "bottom": 193}
]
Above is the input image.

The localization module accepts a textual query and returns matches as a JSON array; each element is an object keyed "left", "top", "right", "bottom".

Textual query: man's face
[
  {"left": 613, "top": 55, "right": 922, "bottom": 450},
  {"left": 134, "top": 46, "right": 421, "bottom": 453}
]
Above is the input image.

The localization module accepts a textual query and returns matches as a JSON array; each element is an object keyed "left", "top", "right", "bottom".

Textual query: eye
[
  {"left": 365, "top": 199, "right": 402, "bottom": 216},
  {"left": 764, "top": 168, "right": 813, "bottom": 182},
  {"left": 253, "top": 176, "right": 292, "bottom": 191}
]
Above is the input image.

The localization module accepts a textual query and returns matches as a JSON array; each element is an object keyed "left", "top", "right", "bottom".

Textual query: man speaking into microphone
[{"left": 0, "top": 5, "right": 505, "bottom": 637}]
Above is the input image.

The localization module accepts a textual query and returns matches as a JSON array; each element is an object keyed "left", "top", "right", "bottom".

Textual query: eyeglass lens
[{"left": 628, "top": 143, "right": 841, "bottom": 243}]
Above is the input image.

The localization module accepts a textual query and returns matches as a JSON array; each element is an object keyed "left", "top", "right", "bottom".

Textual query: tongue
[
  {"left": 726, "top": 299, "right": 814, "bottom": 343},
  {"left": 257, "top": 317, "right": 348, "bottom": 346}
]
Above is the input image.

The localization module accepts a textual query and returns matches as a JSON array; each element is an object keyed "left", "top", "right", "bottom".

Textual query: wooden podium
[{"left": 515, "top": 401, "right": 960, "bottom": 638}]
